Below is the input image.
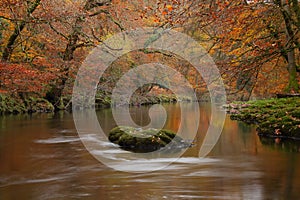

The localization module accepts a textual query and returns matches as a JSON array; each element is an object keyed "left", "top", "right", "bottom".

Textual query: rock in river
[{"left": 108, "top": 126, "right": 190, "bottom": 153}]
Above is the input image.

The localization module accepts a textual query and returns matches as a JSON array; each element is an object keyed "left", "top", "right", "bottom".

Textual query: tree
[
  {"left": 1, "top": 0, "right": 41, "bottom": 62},
  {"left": 274, "top": 0, "right": 300, "bottom": 92},
  {"left": 215, "top": 0, "right": 300, "bottom": 95},
  {"left": 0, "top": 0, "right": 121, "bottom": 108},
  {"left": 0, "top": 62, "right": 54, "bottom": 97},
  {"left": 45, "top": 0, "right": 113, "bottom": 109},
  {"left": 183, "top": 0, "right": 300, "bottom": 98}
]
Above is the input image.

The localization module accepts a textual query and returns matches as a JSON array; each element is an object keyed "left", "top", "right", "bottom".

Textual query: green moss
[
  {"left": 0, "top": 95, "right": 54, "bottom": 114},
  {"left": 118, "top": 134, "right": 137, "bottom": 147},
  {"left": 156, "top": 132, "right": 173, "bottom": 143},
  {"left": 285, "top": 69, "right": 299, "bottom": 93},
  {"left": 108, "top": 131, "right": 123, "bottom": 143},
  {"left": 108, "top": 126, "right": 188, "bottom": 153},
  {"left": 291, "top": 110, "right": 300, "bottom": 118},
  {"left": 0, "top": 95, "right": 25, "bottom": 114},
  {"left": 230, "top": 97, "right": 300, "bottom": 139}
]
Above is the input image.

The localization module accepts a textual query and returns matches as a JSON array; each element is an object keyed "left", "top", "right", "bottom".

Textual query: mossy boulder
[{"left": 108, "top": 126, "right": 189, "bottom": 153}]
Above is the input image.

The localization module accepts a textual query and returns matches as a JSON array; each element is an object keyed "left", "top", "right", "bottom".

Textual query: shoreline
[
  {"left": 227, "top": 97, "right": 300, "bottom": 140},
  {"left": 0, "top": 94, "right": 183, "bottom": 115},
  {"left": 3, "top": 94, "right": 300, "bottom": 142}
]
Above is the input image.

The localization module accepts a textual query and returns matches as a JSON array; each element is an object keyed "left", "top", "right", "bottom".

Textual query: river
[{"left": 1, "top": 103, "right": 300, "bottom": 199}]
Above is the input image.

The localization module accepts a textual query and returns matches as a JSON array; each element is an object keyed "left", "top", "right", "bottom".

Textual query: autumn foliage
[
  {"left": 0, "top": 0, "right": 299, "bottom": 110},
  {"left": 0, "top": 62, "right": 55, "bottom": 96}
]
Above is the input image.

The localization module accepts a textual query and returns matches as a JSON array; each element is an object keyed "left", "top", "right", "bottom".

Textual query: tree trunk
[
  {"left": 49, "top": 0, "right": 111, "bottom": 109},
  {"left": 281, "top": 1, "right": 299, "bottom": 92},
  {"left": 291, "top": 0, "right": 300, "bottom": 28},
  {"left": 1, "top": 0, "right": 41, "bottom": 61},
  {"left": 286, "top": 47, "right": 299, "bottom": 92}
]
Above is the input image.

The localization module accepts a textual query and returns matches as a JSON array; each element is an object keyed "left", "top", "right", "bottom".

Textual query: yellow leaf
[{"left": 166, "top": 5, "right": 173, "bottom": 11}]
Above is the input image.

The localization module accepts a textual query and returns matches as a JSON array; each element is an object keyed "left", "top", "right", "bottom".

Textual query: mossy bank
[
  {"left": 0, "top": 93, "right": 179, "bottom": 115},
  {"left": 229, "top": 97, "right": 300, "bottom": 139},
  {"left": 0, "top": 95, "right": 54, "bottom": 114}
]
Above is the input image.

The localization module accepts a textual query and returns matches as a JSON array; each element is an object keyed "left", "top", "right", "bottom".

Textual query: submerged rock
[{"left": 108, "top": 126, "right": 190, "bottom": 153}]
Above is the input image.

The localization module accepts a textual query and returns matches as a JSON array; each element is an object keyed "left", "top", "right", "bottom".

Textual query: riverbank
[
  {"left": 0, "top": 93, "right": 179, "bottom": 115},
  {"left": 228, "top": 97, "right": 300, "bottom": 139},
  {"left": 0, "top": 95, "right": 55, "bottom": 114}
]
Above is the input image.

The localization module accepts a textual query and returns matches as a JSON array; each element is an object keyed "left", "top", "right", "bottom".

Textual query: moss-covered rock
[
  {"left": 108, "top": 126, "right": 190, "bottom": 152},
  {"left": 229, "top": 97, "right": 300, "bottom": 139}
]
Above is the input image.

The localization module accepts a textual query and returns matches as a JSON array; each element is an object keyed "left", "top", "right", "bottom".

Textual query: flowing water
[{"left": 1, "top": 103, "right": 300, "bottom": 200}]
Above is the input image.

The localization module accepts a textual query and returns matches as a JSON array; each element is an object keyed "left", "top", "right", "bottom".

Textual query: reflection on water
[
  {"left": 259, "top": 136, "right": 300, "bottom": 153},
  {"left": 0, "top": 103, "right": 300, "bottom": 199}
]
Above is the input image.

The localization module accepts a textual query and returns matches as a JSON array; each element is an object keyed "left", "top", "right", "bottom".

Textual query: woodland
[{"left": 0, "top": 0, "right": 299, "bottom": 113}]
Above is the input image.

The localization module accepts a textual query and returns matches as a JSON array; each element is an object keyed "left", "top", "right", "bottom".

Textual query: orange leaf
[{"left": 166, "top": 5, "right": 173, "bottom": 11}]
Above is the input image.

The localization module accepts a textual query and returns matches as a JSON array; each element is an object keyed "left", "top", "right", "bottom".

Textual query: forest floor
[{"left": 228, "top": 97, "right": 300, "bottom": 139}]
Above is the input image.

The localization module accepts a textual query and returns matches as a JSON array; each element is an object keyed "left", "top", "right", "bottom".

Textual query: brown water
[{"left": 1, "top": 103, "right": 300, "bottom": 200}]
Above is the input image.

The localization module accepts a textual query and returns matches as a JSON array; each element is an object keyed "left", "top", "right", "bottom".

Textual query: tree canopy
[{"left": 0, "top": 0, "right": 299, "bottom": 109}]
